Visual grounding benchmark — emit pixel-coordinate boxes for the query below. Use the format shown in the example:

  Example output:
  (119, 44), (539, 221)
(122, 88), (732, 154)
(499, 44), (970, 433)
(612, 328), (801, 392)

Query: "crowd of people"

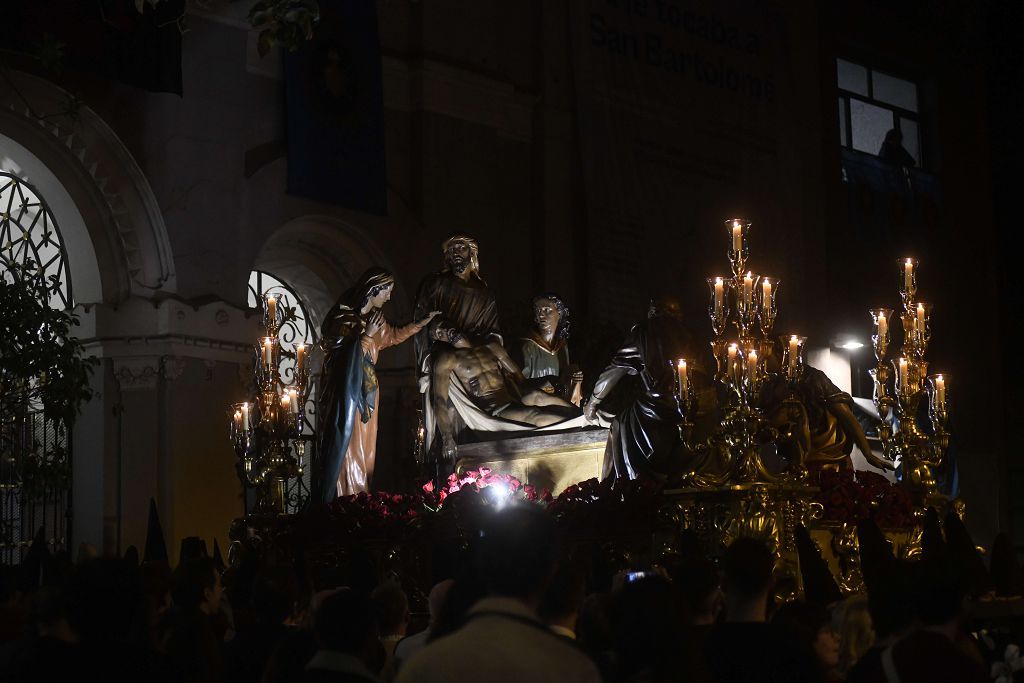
(0, 502), (1017, 682)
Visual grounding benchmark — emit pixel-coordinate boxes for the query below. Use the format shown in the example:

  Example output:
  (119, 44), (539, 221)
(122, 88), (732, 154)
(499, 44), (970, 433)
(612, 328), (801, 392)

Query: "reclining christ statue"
(431, 340), (580, 458)
(414, 234), (585, 460)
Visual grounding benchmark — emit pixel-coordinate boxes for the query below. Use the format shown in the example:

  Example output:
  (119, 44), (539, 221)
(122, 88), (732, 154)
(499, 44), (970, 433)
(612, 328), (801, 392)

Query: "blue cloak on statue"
(313, 316), (370, 505)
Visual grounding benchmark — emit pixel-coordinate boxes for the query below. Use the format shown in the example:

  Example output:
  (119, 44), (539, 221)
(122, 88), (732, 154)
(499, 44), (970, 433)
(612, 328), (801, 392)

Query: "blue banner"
(284, 0), (387, 214)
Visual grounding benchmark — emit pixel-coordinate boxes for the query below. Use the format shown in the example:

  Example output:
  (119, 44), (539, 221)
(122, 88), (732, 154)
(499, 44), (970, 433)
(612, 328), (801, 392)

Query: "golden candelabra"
(229, 292), (311, 514)
(869, 259), (950, 495)
(676, 218), (799, 485)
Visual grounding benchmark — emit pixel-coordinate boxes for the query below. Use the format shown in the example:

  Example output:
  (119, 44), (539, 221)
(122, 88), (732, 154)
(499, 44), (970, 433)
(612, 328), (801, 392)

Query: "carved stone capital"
(113, 358), (160, 391)
(161, 356), (187, 381)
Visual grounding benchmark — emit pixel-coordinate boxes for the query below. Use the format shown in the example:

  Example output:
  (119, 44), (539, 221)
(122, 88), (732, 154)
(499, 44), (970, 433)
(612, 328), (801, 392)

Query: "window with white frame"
(837, 58), (922, 167)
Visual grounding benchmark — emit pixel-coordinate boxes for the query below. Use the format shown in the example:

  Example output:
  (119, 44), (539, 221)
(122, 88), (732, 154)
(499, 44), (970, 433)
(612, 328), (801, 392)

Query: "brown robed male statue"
(413, 235), (503, 458)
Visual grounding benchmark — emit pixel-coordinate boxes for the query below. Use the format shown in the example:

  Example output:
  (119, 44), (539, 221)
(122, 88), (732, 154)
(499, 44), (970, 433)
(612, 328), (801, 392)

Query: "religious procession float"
(225, 219), (969, 606)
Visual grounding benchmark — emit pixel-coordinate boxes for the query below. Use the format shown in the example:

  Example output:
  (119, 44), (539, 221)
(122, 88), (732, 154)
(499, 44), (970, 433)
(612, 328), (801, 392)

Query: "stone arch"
(252, 215), (409, 336)
(0, 70), (175, 304)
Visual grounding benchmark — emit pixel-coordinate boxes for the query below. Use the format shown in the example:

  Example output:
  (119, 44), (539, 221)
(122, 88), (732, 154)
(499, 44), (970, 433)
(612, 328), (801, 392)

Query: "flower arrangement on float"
(421, 468), (553, 510)
(306, 467), (914, 547)
(815, 469), (914, 528)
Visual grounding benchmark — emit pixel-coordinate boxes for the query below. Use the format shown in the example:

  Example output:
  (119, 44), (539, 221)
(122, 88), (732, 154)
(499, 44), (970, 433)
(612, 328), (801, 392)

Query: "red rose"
(422, 480), (435, 494)
(480, 467), (492, 477)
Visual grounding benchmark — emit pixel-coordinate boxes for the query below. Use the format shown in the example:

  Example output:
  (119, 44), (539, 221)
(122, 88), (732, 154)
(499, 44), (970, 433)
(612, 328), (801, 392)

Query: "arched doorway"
(0, 70), (175, 303)
(1, 71), (177, 561)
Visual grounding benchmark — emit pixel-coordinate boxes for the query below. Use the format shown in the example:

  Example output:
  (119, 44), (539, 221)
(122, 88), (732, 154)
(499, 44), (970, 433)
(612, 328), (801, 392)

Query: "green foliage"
(1, 258), (96, 496)
(248, 0), (321, 57)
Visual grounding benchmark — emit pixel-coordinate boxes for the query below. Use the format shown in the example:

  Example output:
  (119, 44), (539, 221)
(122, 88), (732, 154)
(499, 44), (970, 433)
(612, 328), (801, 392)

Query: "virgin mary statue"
(313, 268), (438, 503)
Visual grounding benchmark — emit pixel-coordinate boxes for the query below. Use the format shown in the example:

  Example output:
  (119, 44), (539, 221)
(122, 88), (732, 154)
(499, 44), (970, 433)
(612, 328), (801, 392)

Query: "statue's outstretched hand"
(416, 310), (441, 328)
(863, 448), (896, 471)
(583, 398), (600, 423)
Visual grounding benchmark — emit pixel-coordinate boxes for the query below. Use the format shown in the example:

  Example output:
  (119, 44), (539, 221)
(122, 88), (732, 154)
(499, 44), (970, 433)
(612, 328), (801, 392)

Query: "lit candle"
(288, 388), (300, 414)
(727, 343), (738, 379)
(898, 358), (909, 394)
(233, 410), (242, 432)
(934, 374), (946, 406)
(714, 277), (724, 315)
(877, 311), (888, 341)
(296, 343), (306, 375)
(267, 294), (277, 324)
(241, 403), (250, 433)
(903, 259), (914, 291)
(761, 278), (772, 308)
(747, 349), (758, 382)
(916, 303), (926, 332)
(263, 337), (274, 369)
(788, 335), (799, 374)
(676, 359), (689, 397)
(280, 392), (291, 411)
(732, 221), (743, 252)
(743, 273), (754, 306)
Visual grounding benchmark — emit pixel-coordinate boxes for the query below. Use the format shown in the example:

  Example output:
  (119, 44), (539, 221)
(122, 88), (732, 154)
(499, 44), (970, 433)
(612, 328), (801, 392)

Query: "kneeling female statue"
(313, 269), (439, 503)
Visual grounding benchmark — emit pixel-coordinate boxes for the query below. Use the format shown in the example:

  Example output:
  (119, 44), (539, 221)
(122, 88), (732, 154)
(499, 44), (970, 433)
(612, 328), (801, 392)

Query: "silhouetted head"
(171, 557), (222, 615)
(539, 562), (586, 626)
(370, 580), (409, 638)
(476, 505), (558, 602)
(314, 589), (384, 671)
(648, 295), (683, 320)
(722, 537), (774, 602)
(773, 600), (840, 673)
(252, 565), (301, 625)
